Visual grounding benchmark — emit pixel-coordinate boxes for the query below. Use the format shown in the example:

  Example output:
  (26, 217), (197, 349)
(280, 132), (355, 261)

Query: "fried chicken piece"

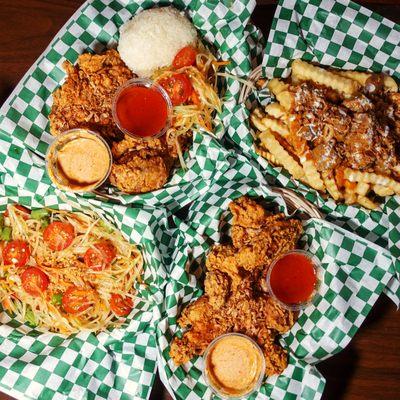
(109, 150), (169, 193)
(208, 206), (302, 276)
(206, 244), (241, 278)
(229, 196), (268, 228)
(111, 134), (167, 159)
(170, 297), (230, 364)
(204, 271), (230, 308)
(263, 340), (289, 375)
(170, 197), (300, 375)
(49, 50), (133, 140)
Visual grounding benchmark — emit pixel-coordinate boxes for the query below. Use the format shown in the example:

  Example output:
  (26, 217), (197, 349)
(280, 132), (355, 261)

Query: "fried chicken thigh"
(170, 196), (303, 376)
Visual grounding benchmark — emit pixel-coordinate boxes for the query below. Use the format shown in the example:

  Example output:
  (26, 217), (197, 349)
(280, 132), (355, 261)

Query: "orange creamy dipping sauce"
(46, 129), (112, 192)
(115, 85), (169, 138)
(205, 334), (264, 398)
(270, 252), (317, 305)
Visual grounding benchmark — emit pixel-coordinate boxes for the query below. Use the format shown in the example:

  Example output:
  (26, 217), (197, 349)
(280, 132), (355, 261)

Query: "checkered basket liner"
(224, 0), (400, 304)
(0, 172), (172, 400)
(155, 163), (396, 400)
(0, 0), (259, 211)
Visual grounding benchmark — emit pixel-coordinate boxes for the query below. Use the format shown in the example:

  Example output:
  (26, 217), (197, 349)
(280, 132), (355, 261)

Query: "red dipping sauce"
(113, 79), (171, 139)
(268, 250), (318, 310)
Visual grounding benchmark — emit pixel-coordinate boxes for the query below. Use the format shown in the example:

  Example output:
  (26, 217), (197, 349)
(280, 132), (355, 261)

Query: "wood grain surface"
(0, 1), (399, 400)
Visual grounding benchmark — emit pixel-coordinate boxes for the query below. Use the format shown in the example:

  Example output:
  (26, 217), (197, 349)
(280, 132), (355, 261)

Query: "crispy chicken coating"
(111, 134), (166, 159)
(49, 49), (133, 141)
(170, 196), (302, 376)
(109, 150), (169, 193)
(170, 296), (230, 365)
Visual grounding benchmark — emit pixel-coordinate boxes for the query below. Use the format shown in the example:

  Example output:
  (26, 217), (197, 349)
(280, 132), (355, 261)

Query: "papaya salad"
(0, 204), (143, 334)
(152, 42), (225, 144)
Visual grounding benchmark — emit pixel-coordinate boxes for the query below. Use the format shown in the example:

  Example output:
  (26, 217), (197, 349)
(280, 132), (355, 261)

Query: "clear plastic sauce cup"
(46, 128), (112, 193)
(266, 249), (321, 311)
(203, 333), (265, 399)
(112, 78), (172, 140)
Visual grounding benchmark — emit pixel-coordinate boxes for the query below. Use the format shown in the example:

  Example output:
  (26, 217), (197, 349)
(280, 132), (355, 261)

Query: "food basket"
(0, 0), (259, 211)
(0, 172), (171, 400)
(224, 0), (400, 304)
(156, 158), (397, 400)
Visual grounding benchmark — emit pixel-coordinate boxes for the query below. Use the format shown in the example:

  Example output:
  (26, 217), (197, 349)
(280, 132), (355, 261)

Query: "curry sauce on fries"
(251, 59), (400, 209)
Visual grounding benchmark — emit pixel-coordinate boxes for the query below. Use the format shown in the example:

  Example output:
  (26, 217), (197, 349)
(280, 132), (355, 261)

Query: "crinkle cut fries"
(251, 59), (400, 209)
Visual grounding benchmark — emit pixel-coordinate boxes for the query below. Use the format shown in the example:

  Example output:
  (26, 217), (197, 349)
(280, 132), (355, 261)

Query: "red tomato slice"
(158, 73), (193, 106)
(43, 222), (75, 251)
(21, 267), (50, 296)
(2, 240), (31, 267)
(62, 286), (97, 314)
(4, 205), (30, 220)
(84, 241), (117, 271)
(110, 294), (133, 317)
(172, 46), (198, 69)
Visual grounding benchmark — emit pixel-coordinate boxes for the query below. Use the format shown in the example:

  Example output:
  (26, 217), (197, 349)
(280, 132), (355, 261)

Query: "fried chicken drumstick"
(170, 196), (303, 375)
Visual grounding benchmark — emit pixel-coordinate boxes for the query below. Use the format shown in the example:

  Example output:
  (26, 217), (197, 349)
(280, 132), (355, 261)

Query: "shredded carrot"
(212, 60), (230, 67)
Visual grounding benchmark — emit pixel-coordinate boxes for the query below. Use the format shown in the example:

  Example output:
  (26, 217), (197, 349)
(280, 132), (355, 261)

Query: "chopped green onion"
(51, 293), (63, 306)
(0, 214), (4, 230)
(41, 217), (50, 229)
(98, 219), (114, 233)
(31, 209), (50, 220)
(25, 307), (37, 327)
(0, 227), (12, 241)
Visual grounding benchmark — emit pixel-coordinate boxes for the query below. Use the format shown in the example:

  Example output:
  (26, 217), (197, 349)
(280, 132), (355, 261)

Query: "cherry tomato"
(110, 294), (133, 317)
(4, 205), (30, 220)
(21, 267), (50, 296)
(158, 73), (193, 106)
(84, 241), (117, 271)
(172, 46), (198, 69)
(43, 222), (75, 251)
(2, 240), (31, 267)
(62, 286), (97, 314)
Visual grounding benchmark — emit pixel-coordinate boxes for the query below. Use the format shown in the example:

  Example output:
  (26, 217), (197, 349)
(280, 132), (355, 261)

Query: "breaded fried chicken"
(109, 149), (169, 193)
(49, 50), (133, 141)
(170, 196), (302, 376)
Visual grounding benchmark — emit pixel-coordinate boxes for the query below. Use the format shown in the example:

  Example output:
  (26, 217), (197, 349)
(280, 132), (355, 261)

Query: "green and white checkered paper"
(156, 162), (397, 400)
(225, 0), (400, 304)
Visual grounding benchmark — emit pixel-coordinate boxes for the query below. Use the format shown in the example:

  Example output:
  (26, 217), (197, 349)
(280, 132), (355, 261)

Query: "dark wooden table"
(0, 1), (399, 399)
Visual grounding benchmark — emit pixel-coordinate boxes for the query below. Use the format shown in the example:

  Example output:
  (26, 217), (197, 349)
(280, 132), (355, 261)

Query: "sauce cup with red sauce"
(267, 250), (321, 311)
(112, 78), (172, 140)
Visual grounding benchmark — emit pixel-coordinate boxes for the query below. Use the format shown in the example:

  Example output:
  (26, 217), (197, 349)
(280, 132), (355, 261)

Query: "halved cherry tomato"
(62, 286), (97, 314)
(173, 46), (198, 69)
(4, 205), (30, 220)
(158, 73), (193, 106)
(110, 294), (133, 317)
(43, 222), (75, 251)
(21, 267), (49, 296)
(84, 241), (117, 271)
(2, 240), (31, 267)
